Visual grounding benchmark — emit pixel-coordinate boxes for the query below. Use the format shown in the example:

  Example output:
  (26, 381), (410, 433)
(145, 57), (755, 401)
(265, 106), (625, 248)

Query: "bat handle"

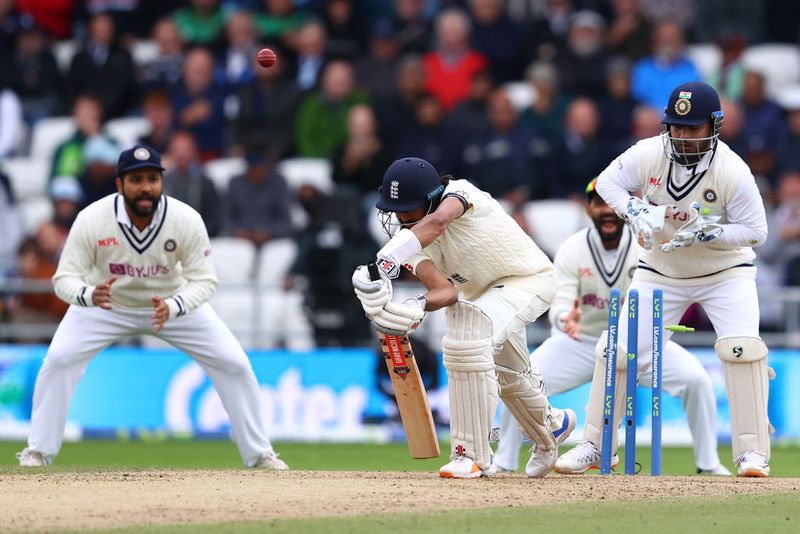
(367, 262), (380, 282)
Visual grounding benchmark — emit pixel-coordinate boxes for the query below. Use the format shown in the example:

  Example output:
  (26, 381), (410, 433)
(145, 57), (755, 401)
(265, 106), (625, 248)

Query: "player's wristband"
(377, 228), (422, 268)
(77, 285), (96, 307)
(165, 296), (188, 319)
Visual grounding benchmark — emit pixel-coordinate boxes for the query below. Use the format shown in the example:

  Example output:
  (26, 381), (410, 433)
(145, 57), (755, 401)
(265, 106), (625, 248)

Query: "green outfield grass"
(1, 440), (800, 475)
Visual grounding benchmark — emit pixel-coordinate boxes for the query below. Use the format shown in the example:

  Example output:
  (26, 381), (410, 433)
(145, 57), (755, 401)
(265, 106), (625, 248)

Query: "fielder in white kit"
(352, 157), (575, 478)
(494, 178), (729, 475)
(17, 144), (287, 469)
(556, 81), (772, 477)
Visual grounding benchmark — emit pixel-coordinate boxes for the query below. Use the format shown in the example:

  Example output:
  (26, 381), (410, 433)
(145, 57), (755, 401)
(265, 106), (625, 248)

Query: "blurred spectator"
(777, 94), (800, 176)
(394, 93), (458, 173)
(232, 46), (300, 158)
(605, 0), (652, 62)
(6, 17), (62, 124)
(171, 47), (227, 161)
(296, 60), (368, 158)
(740, 71), (784, 175)
(163, 131), (222, 236)
(469, 0), (524, 83)
(759, 172), (800, 285)
(522, 0), (574, 62)
(16, 0), (76, 40)
(138, 90), (175, 155)
(354, 22), (400, 101)
(461, 88), (543, 206)
(639, 0), (695, 28)
(332, 104), (393, 196)
(172, 0), (226, 49)
(48, 177), (82, 233)
(390, 0), (433, 56)
(596, 60), (638, 148)
(555, 10), (609, 98)
(0, 84), (22, 158)
(66, 12), (135, 119)
(222, 11), (259, 88)
(0, 0), (25, 54)
(550, 97), (613, 198)
(0, 171), (23, 275)
(631, 21), (700, 110)
(445, 69), (494, 143)
(693, 0), (763, 43)
(75, 0), (145, 44)
(138, 18), (185, 92)
(254, 0), (310, 43)
(294, 19), (328, 92)
(373, 55), (427, 149)
(623, 105), (663, 148)
(322, 0), (367, 60)
(519, 61), (570, 149)
(49, 94), (107, 179)
(77, 135), (119, 205)
(423, 8), (488, 113)
(719, 98), (748, 158)
(223, 151), (293, 247)
(707, 34), (747, 102)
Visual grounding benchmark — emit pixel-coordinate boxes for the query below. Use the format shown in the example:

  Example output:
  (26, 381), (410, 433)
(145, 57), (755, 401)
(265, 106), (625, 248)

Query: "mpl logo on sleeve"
(98, 237), (119, 247)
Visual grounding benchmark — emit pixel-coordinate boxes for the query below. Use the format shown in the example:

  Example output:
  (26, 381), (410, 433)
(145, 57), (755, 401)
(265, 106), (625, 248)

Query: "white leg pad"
(715, 337), (771, 461)
(442, 301), (498, 468)
(583, 333), (625, 451)
(497, 363), (557, 452)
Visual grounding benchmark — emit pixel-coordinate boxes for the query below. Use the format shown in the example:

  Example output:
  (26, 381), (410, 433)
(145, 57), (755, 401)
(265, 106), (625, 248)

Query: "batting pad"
(715, 336), (772, 460)
(583, 333), (625, 451)
(442, 302), (497, 468)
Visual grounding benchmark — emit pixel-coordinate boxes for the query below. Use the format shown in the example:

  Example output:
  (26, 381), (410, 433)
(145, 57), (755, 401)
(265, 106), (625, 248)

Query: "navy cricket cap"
(376, 157), (444, 212)
(117, 144), (165, 176)
(662, 81), (721, 127)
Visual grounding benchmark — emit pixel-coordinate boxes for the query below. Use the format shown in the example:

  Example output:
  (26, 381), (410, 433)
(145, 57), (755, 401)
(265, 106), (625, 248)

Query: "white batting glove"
(352, 265), (392, 317)
(372, 296), (427, 336)
(623, 197), (674, 251)
(660, 202), (723, 253)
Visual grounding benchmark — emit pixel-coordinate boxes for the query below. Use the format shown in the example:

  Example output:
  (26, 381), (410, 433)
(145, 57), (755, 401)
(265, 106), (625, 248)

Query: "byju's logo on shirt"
(109, 263), (171, 277)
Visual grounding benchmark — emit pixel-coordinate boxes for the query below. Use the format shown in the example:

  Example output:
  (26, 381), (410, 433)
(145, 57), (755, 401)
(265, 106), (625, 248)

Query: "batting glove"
(372, 296), (427, 336)
(352, 265), (392, 317)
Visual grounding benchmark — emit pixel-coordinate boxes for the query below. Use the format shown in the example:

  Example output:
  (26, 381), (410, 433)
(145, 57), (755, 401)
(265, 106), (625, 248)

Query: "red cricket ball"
(257, 48), (277, 68)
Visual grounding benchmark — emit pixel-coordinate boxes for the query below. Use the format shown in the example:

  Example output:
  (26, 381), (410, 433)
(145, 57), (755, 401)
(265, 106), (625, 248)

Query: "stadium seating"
(19, 196), (53, 235)
(105, 117), (152, 149)
(30, 117), (75, 161)
(522, 199), (590, 258)
(203, 157), (247, 194)
(277, 158), (333, 194)
(2, 157), (49, 200)
(686, 44), (722, 82)
(742, 44), (800, 99)
(208, 236), (258, 347)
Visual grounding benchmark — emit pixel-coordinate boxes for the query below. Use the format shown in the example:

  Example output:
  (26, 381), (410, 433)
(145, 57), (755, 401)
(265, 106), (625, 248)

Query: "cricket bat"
(368, 263), (440, 459)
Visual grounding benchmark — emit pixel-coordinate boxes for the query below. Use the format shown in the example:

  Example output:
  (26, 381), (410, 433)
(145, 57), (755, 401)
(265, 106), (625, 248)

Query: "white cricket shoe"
(554, 440), (619, 474)
(697, 464), (732, 476)
(735, 451), (769, 478)
(439, 454), (494, 479)
(254, 450), (289, 470)
(16, 448), (50, 467)
(525, 408), (577, 478)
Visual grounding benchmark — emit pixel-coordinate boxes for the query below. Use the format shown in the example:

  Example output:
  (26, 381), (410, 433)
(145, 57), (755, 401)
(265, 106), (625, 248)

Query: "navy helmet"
(117, 144), (165, 177)
(376, 157), (444, 213)
(660, 81), (723, 164)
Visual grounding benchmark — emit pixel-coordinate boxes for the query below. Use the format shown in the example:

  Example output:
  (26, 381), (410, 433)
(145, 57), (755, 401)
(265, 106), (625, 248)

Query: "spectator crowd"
(2, 0), (800, 344)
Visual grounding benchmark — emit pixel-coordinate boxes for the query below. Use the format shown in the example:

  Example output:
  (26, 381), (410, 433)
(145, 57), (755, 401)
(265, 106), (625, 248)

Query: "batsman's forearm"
(423, 284), (458, 311)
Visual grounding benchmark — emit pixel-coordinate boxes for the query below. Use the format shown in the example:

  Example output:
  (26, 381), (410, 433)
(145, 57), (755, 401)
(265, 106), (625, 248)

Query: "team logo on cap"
(133, 147), (151, 161)
(703, 189), (717, 203)
(164, 239), (177, 252)
(389, 180), (400, 200)
(675, 98), (692, 116)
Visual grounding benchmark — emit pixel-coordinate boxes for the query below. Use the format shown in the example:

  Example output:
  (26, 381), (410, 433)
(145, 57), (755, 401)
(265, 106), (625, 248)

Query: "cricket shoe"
(735, 451), (769, 478)
(525, 408), (577, 478)
(554, 440), (619, 474)
(16, 448), (50, 467)
(255, 450), (289, 470)
(439, 454), (495, 479)
(697, 464), (732, 476)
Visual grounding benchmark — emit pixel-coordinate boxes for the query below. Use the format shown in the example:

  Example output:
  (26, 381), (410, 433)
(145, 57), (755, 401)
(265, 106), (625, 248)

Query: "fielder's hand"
(372, 297), (427, 337)
(624, 197), (674, 251)
(352, 264), (392, 317)
(151, 296), (169, 333)
(660, 202), (723, 253)
(560, 298), (582, 340)
(92, 275), (118, 310)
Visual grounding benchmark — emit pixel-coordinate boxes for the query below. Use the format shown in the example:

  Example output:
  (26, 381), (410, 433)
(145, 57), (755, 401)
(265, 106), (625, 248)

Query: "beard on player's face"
(120, 174), (162, 218)
(589, 199), (624, 242)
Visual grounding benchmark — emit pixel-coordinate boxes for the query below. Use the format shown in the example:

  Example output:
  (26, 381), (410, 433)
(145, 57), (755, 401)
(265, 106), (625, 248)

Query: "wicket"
(601, 287), (680, 476)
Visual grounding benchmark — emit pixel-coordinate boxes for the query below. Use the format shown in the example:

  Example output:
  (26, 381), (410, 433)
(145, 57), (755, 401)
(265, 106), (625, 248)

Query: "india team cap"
(117, 144), (165, 176)
(662, 81), (722, 127)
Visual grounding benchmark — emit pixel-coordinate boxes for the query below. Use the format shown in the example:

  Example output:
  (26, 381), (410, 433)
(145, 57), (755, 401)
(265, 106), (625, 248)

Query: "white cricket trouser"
(27, 304), (274, 467)
(494, 330), (721, 471)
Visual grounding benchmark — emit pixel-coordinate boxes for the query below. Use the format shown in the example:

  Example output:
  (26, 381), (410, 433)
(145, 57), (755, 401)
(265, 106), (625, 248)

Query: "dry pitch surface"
(2, 470), (799, 532)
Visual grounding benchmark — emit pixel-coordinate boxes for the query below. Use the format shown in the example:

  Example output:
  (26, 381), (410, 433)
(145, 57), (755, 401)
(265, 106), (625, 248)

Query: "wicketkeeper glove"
(623, 197), (674, 251)
(660, 202), (723, 253)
